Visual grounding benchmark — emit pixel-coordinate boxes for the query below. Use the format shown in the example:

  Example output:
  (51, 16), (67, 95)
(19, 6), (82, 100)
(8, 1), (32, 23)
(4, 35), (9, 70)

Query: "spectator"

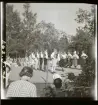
(5, 62), (11, 88)
(6, 66), (37, 97)
(52, 73), (65, 97)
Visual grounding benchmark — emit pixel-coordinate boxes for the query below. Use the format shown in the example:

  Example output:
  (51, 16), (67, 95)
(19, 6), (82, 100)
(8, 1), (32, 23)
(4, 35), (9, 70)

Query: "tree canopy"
(6, 3), (70, 57)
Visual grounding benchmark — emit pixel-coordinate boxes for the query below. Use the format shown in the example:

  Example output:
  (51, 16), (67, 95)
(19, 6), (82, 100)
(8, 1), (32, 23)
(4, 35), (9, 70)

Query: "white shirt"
(81, 53), (88, 58)
(39, 52), (43, 58)
(62, 54), (67, 59)
(44, 51), (48, 59)
(51, 52), (55, 59)
(73, 54), (79, 59)
(32, 53), (35, 59)
(81, 53), (88, 60)
(57, 54), (60, 61)
(37, 52), (40, 58)
(67, 54), (73, 59)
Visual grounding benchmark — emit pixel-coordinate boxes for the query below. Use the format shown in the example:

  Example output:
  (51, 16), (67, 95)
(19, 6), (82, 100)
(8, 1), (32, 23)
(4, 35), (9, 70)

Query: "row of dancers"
(6, 49), (88, 73)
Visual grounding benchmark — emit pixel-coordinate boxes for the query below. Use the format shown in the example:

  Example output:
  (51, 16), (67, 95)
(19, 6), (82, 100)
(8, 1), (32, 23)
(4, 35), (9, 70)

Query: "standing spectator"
(72, 51), (79, 68)
(5, 62), (11, 88)
(6, 66), (37, 97)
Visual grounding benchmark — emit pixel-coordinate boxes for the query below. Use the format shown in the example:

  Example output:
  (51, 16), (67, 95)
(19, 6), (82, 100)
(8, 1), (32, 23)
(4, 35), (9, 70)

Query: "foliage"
(6, 4), (69, 58)
(69, 5), (95, 89)
(58, 32), (69, 52)
(6, 4), (23, 57)
(20, 3), (37, 56)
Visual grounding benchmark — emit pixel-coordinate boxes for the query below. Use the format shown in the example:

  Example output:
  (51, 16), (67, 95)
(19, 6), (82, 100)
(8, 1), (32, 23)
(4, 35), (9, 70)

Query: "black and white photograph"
(1, 3), (97, 99)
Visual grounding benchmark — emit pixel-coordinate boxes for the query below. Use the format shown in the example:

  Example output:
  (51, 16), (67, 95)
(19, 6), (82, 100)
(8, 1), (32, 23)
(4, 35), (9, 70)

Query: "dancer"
(81, 51), (88, 68)
(37, 51), (40, 70)
(51, 49), (58, 73)
(39, 51), (44, 70)
(44, 50), (48, 71)
(59, 52), (65, 71)
(72, 51), (79, 68)
(64, 52), (68, 67)
(31, 52), (36, 70)
(67, 52), (73, 68)
(34, 52), (38, 70)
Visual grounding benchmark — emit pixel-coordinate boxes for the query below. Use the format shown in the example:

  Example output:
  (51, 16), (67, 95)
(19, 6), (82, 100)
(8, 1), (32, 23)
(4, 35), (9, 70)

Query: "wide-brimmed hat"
(53, 73), (62, 80)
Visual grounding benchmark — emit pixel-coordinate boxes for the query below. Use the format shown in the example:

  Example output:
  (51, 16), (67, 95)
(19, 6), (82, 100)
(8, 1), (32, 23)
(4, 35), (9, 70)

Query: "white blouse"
(73, 54), (79, 59)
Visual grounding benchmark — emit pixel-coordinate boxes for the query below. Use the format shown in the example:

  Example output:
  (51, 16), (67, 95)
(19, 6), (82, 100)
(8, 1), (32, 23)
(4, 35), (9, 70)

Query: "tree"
(58, 32), (69, 52)
(36, 21), (59, 53)
(6, 4), (22, 57)
(71, 5), (95, 89)
(69, 5), (95, 57)
(21, 3), (37, 56)
(75, 5), (95, 39)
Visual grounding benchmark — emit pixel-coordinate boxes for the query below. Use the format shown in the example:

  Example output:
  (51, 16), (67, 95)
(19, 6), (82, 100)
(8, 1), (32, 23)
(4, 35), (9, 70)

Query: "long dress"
(52, 57), (58, 72)
(73, 54), (79, 68)
(51, 52), (58, 72)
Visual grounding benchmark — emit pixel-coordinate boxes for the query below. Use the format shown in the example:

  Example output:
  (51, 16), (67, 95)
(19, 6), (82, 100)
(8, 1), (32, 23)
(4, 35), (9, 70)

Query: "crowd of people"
(5, 65), (75, 97)
(4, 49), (88, 98)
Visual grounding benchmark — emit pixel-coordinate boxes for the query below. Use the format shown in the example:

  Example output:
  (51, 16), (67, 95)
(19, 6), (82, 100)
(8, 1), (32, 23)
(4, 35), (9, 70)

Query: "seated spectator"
(42, 73), (65, 97)
(52, 73), (65, 97)
(6, 66), (37, 98)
